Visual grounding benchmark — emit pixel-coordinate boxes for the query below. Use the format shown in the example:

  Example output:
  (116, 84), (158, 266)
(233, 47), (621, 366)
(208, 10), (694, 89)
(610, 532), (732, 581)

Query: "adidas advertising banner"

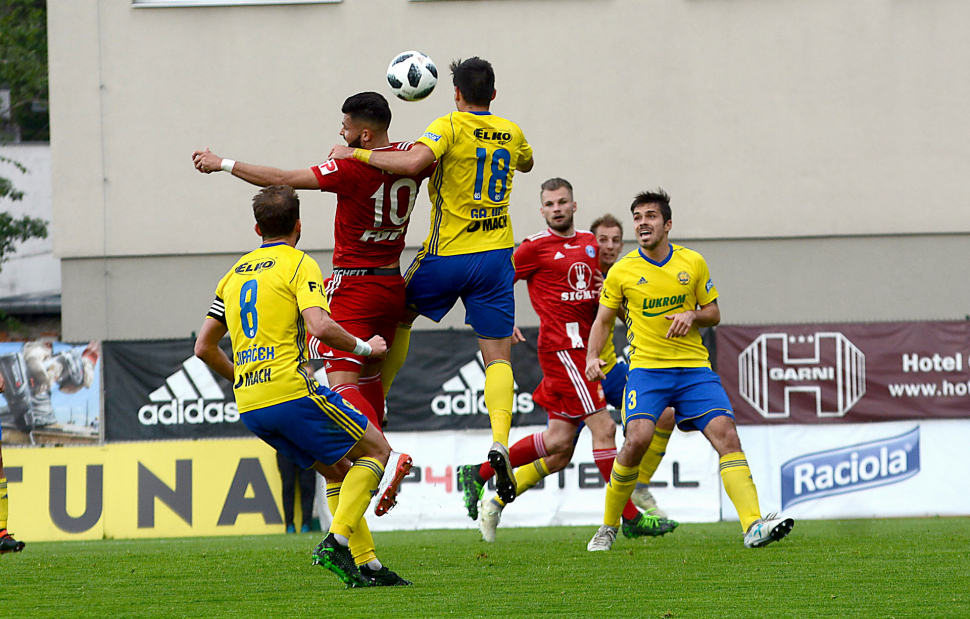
(367, 425), (722, 532)
(719, 420), (970, 521)
(1, 439), (293, 541)
(717, 321), (970, 425)
(385, 328), (549, 431)
(103, 340), (251, 441)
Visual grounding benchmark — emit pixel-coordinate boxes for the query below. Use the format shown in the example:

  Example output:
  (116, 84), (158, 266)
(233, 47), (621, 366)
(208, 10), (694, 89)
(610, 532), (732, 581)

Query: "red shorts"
(532, 348), (607, 424)
(307, 270), (406, 373)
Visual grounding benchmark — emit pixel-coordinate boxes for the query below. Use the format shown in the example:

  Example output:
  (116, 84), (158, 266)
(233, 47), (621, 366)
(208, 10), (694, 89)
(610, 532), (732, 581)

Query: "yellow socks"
(329, 457), (384, 540)
(604, 461), (639, 527)
(484, 360), (514, 447)
(493, 458), (551, 507)
(719, 452), (762, 532)
(326, 481), (377, 566)
(381, 323), (412, 397)
(0, 478), (7, 530)
(638, 428), (671, 484)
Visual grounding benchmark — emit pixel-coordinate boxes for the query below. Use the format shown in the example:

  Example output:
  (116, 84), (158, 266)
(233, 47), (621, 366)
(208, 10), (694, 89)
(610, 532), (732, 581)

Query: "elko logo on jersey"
(780, 427), (919, 509)
(234, 258), (276, 274)
(473, 128), (512, 145)
(738, 332), (866, 419)
(138, 356), (239, 426)
(431, 351), (533, 416)
(562, 263), (597, 301)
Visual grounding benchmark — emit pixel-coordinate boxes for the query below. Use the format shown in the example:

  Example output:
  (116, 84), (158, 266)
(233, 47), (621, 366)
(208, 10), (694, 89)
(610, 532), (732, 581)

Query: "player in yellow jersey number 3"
(584, 190), (794, 552)
(194, 186), (408, 588)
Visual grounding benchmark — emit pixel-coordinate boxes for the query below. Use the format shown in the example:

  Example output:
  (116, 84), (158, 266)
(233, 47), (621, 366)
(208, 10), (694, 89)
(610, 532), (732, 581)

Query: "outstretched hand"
(192, 147), (223, 174)
(329, 145), (356, 160)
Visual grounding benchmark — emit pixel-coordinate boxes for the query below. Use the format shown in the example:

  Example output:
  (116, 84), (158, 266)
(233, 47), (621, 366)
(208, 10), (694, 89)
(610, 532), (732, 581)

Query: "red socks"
(358, 374), (386, 428)
(478, 432), (548, 480)
(594, 448), (640, 520)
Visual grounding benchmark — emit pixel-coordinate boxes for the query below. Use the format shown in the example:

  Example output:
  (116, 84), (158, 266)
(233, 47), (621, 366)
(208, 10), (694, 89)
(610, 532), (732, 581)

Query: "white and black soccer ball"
(386, 51), (437, 101)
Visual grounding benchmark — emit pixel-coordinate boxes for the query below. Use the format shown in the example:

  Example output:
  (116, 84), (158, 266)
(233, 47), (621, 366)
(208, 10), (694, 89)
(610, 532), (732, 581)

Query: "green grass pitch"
(3, 519), (968, 618)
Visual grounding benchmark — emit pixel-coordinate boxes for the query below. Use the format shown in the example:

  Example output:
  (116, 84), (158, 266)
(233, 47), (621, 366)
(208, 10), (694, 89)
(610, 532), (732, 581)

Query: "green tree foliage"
(0, 0), (49, 142)
(0, 0), (50, 276)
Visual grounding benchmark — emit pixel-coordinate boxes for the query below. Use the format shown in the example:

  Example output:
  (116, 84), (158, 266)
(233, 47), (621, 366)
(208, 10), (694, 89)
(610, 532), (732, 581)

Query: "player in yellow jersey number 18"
(330, 57), (534, 506)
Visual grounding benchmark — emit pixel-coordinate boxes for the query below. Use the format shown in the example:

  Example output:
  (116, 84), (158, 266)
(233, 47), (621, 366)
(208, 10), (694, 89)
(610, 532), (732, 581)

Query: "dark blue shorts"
(403, 247), (515, 339)
(240, 386), (370, 468)
(601, 360), (630, 410)
(623, 367), (734, 433)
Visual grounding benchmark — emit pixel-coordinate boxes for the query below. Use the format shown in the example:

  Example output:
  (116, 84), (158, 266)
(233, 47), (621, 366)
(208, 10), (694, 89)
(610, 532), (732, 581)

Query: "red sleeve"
(513, 240), (539, 282)
(311, 159), (349, 193)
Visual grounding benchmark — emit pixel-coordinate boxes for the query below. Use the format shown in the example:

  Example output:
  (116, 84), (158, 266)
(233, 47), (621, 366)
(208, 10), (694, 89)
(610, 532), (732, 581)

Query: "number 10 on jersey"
(473, 147), (510, 202)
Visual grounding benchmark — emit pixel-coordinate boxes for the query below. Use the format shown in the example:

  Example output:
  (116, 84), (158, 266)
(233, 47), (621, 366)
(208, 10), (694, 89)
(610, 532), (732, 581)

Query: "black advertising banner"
(385, 327), (548, 432)
(103, 340), (252, 441)
(717, 321), (970, 425)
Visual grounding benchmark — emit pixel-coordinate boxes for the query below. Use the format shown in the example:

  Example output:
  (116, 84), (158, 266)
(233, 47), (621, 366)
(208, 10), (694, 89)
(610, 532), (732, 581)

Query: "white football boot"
(586, 525), (618, 552)
(479, 499), (503, 543)
(630, 486), (668, 518)
(743, 513), (794, 548)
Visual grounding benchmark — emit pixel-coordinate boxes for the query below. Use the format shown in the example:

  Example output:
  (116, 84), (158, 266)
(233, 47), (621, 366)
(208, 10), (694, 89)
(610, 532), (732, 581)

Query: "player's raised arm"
(328, 142), (436, 176)
(586, 303), (618, 381)
(191, 148), (320, 189)
(301, 306), (387, 359)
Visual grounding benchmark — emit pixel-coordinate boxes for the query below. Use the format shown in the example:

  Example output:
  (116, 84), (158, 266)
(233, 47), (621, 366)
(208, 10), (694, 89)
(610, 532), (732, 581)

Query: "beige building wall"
(48, 0), (970, 340)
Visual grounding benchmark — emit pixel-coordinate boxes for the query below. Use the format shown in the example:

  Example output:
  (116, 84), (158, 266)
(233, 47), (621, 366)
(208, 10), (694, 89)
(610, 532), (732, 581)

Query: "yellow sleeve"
(293, 254), (330, 313)
(415, 115), (454, 160)
(518, 134), (533, 162)
(694, 255), (719, 306)
(599, 266), (624, 310)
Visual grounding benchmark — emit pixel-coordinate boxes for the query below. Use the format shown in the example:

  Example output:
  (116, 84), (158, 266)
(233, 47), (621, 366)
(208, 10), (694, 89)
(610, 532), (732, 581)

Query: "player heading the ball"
(330, 57), (534, 505)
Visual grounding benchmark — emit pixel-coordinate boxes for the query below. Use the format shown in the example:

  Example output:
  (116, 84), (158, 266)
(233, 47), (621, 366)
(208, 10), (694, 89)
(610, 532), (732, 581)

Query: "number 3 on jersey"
(473, 147), (510, 202)
(240, 280), (258, 338)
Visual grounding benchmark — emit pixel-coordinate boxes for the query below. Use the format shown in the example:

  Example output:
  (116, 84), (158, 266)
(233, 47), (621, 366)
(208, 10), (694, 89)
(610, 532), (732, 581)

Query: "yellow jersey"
(416, 111), (533, 256)
(599, 244), (718, 370)
(206, 242), (329, 413)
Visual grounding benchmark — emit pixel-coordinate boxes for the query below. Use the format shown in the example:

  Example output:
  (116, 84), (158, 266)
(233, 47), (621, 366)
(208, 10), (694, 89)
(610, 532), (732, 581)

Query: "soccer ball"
(386, 51), (437, 101)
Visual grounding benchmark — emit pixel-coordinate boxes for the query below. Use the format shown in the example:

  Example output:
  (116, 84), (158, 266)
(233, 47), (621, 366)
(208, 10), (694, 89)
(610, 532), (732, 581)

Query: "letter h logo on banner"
(738, 332), (866, 419)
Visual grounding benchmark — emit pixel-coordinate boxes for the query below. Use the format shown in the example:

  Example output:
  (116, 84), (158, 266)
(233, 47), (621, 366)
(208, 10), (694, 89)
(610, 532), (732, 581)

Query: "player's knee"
(543, 451), (571, 473)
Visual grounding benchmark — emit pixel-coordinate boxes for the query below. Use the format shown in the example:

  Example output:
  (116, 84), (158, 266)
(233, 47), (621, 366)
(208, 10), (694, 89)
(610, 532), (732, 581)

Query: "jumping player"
(192, 92), (432, 513)
(585, 189), (794, 551)
(459, 179), (676, 542)
(330, 58), (534, 505)
(194, 186), (409, 587)
(590, 214), (676, 518)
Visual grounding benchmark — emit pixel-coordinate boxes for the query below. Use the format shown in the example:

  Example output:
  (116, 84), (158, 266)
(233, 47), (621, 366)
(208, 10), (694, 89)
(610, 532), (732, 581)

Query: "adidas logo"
(637, 277), (648, 285)
(138, 356), (240, 426)
(554, 252), (565, 260)
(430, 351), (535, 416)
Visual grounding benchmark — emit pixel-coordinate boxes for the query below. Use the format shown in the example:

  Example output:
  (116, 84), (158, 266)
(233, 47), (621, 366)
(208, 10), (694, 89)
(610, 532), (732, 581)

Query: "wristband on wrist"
(220, 159), (236, 173)
(352, 337), (372, 357)
(352, 149), (372, 165)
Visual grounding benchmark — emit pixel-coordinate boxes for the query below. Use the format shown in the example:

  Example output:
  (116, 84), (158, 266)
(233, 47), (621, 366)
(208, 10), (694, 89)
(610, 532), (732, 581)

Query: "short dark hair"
(341, 92), (392, 132)
(630, 189), (672, 223)
(253, 185), (300, 238)
(590, 213), (624, 238)
(450, 57), (495, 107)
(540, 177), (573, 200)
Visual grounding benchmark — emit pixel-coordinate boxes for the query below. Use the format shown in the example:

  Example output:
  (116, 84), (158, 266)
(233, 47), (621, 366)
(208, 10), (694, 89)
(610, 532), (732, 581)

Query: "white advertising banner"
(365, 425), (722, 532)
(721, 419), (970, 521)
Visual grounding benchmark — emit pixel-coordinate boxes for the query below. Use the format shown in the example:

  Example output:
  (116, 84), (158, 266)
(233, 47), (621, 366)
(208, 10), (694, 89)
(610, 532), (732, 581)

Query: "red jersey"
(514, 229), (601, 353)
(312, 142), (435, 269)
